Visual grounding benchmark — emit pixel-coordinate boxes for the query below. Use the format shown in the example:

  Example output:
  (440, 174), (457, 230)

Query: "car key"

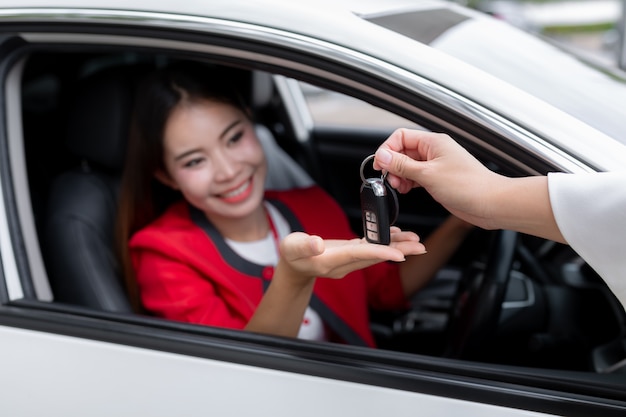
(360, 154), (399, 245)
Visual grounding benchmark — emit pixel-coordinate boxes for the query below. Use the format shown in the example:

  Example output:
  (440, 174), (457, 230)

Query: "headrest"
(65, 66), (146, 172)
(251, 70), (274, 109)
(64, 64), (272, 173)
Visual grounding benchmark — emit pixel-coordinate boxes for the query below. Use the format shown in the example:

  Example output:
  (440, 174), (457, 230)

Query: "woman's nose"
(212, 151), (238, 180)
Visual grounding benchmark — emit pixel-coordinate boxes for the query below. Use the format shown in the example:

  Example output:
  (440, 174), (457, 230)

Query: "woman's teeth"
(222, 180), (250, 198)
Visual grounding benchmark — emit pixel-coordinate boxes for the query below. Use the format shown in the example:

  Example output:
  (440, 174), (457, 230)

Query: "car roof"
(0, 0), (472, 48)
(0, 0), (440, 14)
(3, 0), (626, 170)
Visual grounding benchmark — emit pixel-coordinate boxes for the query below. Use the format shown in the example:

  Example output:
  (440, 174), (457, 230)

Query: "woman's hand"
(248, 228), (425, 337)
(278, 227), (426, 281)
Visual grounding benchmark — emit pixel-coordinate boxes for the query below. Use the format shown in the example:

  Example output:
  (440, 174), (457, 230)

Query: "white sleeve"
(548, 172), (626, 308)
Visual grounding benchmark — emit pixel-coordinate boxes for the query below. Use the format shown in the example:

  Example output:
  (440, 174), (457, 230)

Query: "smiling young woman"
(115, 61), (470, 346)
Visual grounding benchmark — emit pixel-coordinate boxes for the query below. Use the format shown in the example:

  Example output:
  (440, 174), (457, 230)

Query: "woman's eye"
(184, 158), (203, 168)
(228, 131), (244, 146)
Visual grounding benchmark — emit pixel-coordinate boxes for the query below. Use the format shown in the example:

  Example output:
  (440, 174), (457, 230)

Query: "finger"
(373, 128), (411, 162)
(382, 173), (413, 194)
(391, 240), (427, 256)
(373, 128), (410, 173)
(389, 227), (419, 240)
(391, 233), (422, 246)
(326, 241), (407, 264)
(387, 229), (427, 255)
(375, 148), (425, 185)
(318, 239), (428, 279)
(375, 149), (423, 194)
(280, 232), (324, 262)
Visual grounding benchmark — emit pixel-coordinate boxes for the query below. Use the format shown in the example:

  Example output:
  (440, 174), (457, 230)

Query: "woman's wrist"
(274, 258), (317, 292)
(245, 260), (316, 337)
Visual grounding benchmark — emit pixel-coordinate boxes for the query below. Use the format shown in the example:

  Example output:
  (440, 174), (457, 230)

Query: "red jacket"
(130, 186), (408, 347)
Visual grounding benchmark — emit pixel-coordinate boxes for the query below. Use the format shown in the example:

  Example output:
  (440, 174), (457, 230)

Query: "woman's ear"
(154, 169), (179, 190)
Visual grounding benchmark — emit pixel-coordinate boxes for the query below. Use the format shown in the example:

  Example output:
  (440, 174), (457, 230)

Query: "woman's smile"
(218, 178), (254, 204)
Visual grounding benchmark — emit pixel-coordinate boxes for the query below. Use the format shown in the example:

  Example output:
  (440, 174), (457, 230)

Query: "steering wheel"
(444, 229), (518, 359)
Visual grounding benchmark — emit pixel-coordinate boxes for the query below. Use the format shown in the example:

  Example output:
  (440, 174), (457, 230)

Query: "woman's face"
(158, 98), (267, 222)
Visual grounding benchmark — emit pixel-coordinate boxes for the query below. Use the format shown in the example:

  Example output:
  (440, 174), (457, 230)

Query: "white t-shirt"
(225, 202), (327, 341)
(548, 172), (626, 308)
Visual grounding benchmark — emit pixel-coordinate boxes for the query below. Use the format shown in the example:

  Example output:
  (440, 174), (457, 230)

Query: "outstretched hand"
(248, 227), (424, 337)
(278, 227), (426, 281)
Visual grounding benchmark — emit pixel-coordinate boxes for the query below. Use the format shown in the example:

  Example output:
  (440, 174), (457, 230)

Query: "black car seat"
(43, 64), (313, 313)
(43, 65), (144, 313)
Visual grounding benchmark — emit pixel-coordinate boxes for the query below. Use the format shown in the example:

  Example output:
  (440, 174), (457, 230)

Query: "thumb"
(375, 148), (423, 185)
(280, 232), (324, 262)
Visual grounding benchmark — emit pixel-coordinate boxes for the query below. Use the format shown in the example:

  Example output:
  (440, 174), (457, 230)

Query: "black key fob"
(360, 155), (399, 245)
(361, 178), (391, 244)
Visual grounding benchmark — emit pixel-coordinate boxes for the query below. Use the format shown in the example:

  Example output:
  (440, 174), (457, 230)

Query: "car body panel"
(0, 324), (559, 417)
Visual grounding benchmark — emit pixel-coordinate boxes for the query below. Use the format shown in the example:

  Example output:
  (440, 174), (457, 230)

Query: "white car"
(1, 1), (626, 416)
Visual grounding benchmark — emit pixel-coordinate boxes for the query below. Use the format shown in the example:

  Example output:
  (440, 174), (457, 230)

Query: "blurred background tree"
(449, 0), (625, 69)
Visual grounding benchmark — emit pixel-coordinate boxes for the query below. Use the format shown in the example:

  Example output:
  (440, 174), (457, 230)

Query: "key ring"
(360, 154), (388, 183)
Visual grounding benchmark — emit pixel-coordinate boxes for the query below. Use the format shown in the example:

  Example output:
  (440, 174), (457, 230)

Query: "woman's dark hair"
(115, 61), (250, 311)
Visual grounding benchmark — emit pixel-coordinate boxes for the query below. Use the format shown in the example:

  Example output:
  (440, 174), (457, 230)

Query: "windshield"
(366, 7), (626, 145)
